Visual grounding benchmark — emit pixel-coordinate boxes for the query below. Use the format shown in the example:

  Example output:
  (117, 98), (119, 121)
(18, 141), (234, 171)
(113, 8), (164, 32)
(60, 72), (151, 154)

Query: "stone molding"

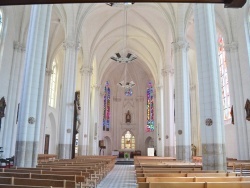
(14, 41), (26, 52)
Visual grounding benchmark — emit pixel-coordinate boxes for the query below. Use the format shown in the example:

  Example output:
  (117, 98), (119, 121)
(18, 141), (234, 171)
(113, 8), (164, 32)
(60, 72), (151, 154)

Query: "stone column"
(136, 96), (144, 151)
(15, 5), (52, 167)
(58, 40), (80, 159)
(224, 42), (249, 159)
(2, 41), (25, 158)
(190, 84), (201, 156)
(89, 84), (100, 155)
(194, 4), (226, 170)
(172, 40), (191, 161)
(113, 96), (121, 150)
(39, 68), (53, 154)
(78, 66), (92, 155)
(162, 66), (175, 157)
(155, 85), (164, 156)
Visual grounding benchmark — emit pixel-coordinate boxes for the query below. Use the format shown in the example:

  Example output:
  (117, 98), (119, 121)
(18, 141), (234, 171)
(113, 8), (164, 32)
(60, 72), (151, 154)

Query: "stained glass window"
(48, 59), (58, 108)
(146, 81), (154, 132)
(121, 131), (135, 149)
(103, 81), (111, 131)
(218, 35), (231, 120)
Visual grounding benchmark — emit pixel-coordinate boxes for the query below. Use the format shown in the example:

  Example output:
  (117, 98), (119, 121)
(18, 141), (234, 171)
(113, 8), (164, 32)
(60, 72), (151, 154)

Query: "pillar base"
(202, 143), (226, 170)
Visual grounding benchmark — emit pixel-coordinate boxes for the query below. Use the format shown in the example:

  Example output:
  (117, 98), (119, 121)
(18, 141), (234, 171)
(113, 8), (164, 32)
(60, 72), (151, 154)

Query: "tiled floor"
(97, 165), (137, 188)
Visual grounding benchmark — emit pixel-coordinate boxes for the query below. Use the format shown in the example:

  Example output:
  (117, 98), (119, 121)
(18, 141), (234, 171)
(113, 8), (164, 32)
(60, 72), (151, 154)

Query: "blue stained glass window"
(103, 81), (111, 131)
(146, 82), (154, 132)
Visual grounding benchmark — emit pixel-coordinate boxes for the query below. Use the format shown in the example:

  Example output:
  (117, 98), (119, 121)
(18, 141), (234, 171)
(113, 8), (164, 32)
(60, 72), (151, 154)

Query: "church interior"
(0, 0), (250, 187)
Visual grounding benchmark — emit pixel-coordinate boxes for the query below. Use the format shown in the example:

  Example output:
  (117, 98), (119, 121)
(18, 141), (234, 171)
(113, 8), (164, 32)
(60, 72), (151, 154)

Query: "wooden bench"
(146, 176), (250, 182)
(37, 154), (57, 163)
(0, 177), (76, 188)
(137, 172), (237, 183)
(0, 185), (52, 188)
(139, 182), (250, 188)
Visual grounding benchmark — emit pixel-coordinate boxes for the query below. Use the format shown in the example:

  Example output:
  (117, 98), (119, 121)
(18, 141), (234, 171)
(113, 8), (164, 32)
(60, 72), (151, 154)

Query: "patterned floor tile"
(97, 165), (137, 188)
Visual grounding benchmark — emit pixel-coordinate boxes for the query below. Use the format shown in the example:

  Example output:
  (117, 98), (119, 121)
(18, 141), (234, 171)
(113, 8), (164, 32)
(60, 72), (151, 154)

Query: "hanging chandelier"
(110, 2), (137, 64)
(110, 3), (136, 96)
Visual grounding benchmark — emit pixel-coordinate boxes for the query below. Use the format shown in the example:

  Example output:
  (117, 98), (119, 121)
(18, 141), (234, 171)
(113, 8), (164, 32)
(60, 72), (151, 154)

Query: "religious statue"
(245, 99), (250, 121)
(0, 97), (6, 130)
(230, 105), (234, 124)
(75, 93), (81, 133)
(191, 144), (197, 157)
(125, 110), (131, 123)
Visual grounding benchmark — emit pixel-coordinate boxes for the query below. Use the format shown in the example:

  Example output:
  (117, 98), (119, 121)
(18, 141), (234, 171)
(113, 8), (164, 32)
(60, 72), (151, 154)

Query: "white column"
(136, 96), (144, 151)
(58, 40), (79, 159)
(190, 84), (201, 156)
(2, 41), (25, 158)
(224, 42), (249, 159)
(162, 66), (175, 157)
(15, 5), (52, 167)
(89, 84), (100, 155)
(172, 40), (191, 161)
(78, 66), (92, 155)
(156, 85), (164, 157)
(38, 68), (53, 154)
(194, 4), (226, 170)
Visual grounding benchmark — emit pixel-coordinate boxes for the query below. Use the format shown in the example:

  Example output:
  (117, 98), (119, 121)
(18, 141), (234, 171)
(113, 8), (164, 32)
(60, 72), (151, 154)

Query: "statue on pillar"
(191, 144), (197, 157)
(0, 97), (6, 131)
(75, 93), (81, 133)
(245, 99), (250, 121)
(125, 110), (131, 123)
(230, 105), (234, 124)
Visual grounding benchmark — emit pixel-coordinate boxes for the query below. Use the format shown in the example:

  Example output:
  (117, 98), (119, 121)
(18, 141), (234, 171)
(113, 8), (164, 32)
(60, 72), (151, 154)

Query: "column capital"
(46, 68), (53, 76)
(162, 66), (174, 77)
(80, 66), (93, 75)
(171, 40), (189, 52)
(224, 42), (238, 52)
(190, 84), (196, 90)
(91, 84), (100, 90)
(63, 40), (80, 50)
(14, 41), (26, 52)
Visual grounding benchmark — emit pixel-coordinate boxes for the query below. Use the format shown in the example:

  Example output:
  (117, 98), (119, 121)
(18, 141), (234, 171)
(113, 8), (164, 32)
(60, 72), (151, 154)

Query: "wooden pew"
(137, 172), (237, 183)
(148, 182), (250, 188)
(145, 176), (250, 182)
(37, 154), (57, 163)
(0, 177), (76, 188)
(0, 185), (52, 188)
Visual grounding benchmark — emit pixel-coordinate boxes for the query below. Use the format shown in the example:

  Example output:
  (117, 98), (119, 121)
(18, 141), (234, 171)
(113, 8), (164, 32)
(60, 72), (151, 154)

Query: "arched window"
(218, 35), (231, 120)
(146, 81), (154, 132)
(121, 130), (135, 149)
(103, 81), (111, 131)
(48, 59), (58, 108)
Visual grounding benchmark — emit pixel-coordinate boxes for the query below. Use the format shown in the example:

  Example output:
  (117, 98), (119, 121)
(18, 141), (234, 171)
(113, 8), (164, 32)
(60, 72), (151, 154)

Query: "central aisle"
(97, 165), (137, 188)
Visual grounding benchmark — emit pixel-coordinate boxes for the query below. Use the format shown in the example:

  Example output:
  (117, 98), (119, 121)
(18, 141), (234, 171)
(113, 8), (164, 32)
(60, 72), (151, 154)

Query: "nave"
(97, 164), (137, 188)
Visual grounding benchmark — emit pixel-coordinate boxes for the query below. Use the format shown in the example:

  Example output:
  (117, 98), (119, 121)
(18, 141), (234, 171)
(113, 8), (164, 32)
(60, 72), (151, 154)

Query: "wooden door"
(44, 134), (50, 154)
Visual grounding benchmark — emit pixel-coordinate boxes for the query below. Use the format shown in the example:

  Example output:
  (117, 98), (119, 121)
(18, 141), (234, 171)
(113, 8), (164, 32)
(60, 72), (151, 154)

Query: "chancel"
(0, 1), (250, 187)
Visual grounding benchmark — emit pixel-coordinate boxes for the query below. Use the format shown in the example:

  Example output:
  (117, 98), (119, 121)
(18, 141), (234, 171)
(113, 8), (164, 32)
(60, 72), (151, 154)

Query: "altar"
(119, 149), (135, 158)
